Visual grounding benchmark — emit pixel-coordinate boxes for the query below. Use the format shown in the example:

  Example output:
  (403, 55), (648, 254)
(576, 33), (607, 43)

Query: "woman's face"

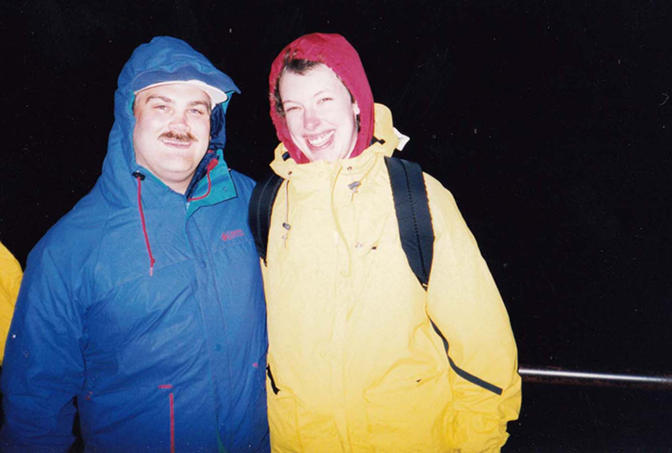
(279, 64), (360, 163)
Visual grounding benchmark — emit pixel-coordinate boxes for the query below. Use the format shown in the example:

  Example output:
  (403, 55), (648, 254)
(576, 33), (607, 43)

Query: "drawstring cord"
(282, 177), (291, 247)
(330, 165), (353, 276)
(330, 161), (374, 277)
(188, 158), (218, 202)
(132, 171), (156, 276)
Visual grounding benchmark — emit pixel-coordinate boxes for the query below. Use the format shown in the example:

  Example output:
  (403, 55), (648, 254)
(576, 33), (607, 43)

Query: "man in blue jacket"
(1, 37), (270, 452)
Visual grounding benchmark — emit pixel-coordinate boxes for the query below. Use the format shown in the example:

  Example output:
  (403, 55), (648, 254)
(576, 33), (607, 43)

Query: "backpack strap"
(384, 156), (435, 290)
(248, 170), (285, 265)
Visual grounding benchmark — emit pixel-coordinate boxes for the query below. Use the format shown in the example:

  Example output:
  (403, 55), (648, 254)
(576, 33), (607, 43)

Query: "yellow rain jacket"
(262, 104), (521, 452)
(0, 242), (22, 364)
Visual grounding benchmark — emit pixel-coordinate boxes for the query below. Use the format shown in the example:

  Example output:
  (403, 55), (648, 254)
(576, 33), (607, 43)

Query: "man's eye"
(319, 97), (333, 103)
(189, 109), (206, 115)
(154, 104), (169, 111)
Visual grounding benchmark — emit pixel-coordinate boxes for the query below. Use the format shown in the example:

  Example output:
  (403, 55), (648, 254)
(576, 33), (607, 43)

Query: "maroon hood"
(269, 33), (375, 164)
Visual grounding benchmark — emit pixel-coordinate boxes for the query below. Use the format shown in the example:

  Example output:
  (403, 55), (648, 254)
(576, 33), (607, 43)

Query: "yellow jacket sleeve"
(0, 241), (22, 365)
(425, 176), (522, 452)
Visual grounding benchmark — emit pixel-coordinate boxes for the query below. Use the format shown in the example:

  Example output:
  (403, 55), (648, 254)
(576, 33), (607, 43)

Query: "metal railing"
(519, 366), (672, 390)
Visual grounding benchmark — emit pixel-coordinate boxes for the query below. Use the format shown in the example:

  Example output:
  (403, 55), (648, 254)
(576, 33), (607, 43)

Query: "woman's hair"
(273, 57), (321, 117)
(273, 54), (355, 117)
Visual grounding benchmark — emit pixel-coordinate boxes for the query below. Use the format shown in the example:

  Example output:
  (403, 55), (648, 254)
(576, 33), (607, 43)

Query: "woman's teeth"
(307, 130), (334, 148)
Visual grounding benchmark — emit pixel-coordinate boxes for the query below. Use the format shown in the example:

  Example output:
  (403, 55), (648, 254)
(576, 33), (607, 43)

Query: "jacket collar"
(270, 104), (401, 186)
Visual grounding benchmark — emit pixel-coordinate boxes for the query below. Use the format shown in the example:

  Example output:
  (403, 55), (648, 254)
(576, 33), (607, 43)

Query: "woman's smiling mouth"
(306, 130), (335, 149)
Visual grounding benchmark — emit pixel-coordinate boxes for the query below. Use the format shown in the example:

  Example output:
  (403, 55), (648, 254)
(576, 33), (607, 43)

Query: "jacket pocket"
(364, 369), (453, 451)
(266, 366), (302, 452)
(78, 384), (192, 450)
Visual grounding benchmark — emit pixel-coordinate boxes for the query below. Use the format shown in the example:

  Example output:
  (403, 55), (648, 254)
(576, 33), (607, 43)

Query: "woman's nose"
(303, 109), (320, 131)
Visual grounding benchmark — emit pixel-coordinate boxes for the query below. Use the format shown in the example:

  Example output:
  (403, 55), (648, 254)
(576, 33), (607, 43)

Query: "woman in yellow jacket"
(0, 242), (21, 365)
(262, 33), (521, 452)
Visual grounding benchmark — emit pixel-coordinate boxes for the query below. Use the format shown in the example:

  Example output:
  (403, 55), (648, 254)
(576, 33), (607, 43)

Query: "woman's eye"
(285, 106), (300, 113)
(319, 97), (333, 103)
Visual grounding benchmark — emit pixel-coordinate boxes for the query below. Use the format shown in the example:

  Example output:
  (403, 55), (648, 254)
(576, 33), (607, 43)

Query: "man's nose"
(169, 111), (190, 131)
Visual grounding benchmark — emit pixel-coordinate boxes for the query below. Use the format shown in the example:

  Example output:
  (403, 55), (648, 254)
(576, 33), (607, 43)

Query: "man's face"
(279, 64), (360, 163)
(133, 83), (212, 194)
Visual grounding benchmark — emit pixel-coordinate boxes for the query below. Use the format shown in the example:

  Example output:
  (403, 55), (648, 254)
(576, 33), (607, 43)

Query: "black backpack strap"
(386, 157), (501, 394)
(248, 170), (285, 265)
(384, 156), (435, 290)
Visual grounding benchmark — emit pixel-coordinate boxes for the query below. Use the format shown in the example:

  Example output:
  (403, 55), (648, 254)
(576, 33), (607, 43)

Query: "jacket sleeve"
(0, 242), (23, 365)
(0, 244), (86, 452)
(424, 176), (521, 453)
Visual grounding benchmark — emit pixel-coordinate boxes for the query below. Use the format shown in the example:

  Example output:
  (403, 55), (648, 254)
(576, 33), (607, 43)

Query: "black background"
(2, 1), (671, 450)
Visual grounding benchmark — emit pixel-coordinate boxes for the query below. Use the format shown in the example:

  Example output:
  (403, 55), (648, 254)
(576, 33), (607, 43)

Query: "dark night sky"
(2, 1), (671, 377)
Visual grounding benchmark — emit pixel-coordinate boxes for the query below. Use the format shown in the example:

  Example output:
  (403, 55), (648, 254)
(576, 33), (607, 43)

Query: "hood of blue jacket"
(100, 36), (240, 206)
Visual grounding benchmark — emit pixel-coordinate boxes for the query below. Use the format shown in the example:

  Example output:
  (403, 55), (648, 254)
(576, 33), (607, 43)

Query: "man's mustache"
(159, 131), (198, 142)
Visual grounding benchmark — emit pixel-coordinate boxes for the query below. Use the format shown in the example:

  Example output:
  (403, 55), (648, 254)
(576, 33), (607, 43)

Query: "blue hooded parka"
(1, 37), (269, 452)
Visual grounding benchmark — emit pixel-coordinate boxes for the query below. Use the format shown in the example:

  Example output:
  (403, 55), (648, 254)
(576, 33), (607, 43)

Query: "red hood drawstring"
(132, 158), (218, 276)
(187, 158), (218, 202)
(132, 171), (156, 276)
